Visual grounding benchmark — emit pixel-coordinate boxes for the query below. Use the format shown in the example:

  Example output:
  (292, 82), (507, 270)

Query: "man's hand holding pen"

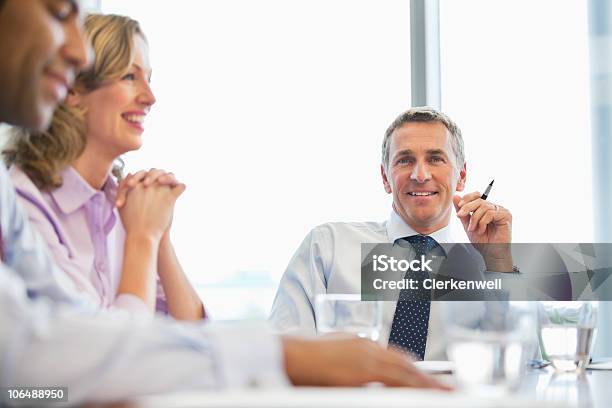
(452, 182), (513, 272)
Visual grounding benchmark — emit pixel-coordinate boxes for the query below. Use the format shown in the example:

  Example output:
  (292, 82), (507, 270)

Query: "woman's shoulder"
(8, 165), (48, 202)
(8, 165), (79, 257)
(8, 165), (59, 223)
(8, 164), (33, 185)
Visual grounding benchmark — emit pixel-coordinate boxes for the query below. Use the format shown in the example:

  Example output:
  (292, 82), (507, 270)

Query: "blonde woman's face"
(80, 34), (155, 159)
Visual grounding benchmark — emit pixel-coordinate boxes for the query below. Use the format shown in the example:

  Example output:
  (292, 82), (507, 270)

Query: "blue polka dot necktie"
(388, 235), (439, 360)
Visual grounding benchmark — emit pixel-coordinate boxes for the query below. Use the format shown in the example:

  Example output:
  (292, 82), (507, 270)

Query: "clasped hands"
(453, 191), (513, 272)
(114, 168), (186, 242)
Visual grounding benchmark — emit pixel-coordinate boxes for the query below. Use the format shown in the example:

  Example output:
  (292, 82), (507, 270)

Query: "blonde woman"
(4, 14), (205, 320)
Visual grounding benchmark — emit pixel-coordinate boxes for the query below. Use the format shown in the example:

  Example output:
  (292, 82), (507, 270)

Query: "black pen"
(481, 179), (494, 200)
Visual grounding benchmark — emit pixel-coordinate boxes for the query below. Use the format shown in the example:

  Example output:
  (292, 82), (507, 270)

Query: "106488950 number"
(3, 387), (67, 403)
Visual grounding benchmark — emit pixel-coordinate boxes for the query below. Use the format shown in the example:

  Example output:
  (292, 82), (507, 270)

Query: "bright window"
(100, 0), (412, 319)
(439, 0), (592, 243)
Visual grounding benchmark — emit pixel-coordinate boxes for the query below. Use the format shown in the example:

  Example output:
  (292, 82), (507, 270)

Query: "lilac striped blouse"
(9, 165), (168, 315)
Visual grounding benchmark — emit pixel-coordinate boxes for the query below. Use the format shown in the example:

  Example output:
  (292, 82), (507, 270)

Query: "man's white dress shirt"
(269, 210), (471, 360)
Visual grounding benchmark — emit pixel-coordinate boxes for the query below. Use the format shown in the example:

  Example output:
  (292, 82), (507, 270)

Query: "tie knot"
(404, 235), (439, 255)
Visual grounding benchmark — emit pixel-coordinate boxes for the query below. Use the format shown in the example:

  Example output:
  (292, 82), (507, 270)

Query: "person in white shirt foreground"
(270, 106), (515, 360)
(0, 0), (450, 404)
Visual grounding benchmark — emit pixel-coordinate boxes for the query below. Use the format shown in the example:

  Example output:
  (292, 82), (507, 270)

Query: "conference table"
(518, 368), (611, 408)
(86, 368), (612, 408)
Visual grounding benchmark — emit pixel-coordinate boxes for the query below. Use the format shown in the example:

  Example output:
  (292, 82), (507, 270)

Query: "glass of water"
(440, 301), (537, 396)
(538, 301), (598, 373)
(314, 294), (383, 341)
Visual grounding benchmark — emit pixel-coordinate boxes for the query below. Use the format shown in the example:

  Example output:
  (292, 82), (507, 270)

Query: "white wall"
(439, 0), (593, 243)
(100, 0), (413, 318)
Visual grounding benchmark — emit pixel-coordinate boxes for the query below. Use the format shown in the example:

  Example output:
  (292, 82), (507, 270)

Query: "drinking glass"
(440, 301), (536, 396)
(538, 301), (598, 373)
(314, 294), (383, 341)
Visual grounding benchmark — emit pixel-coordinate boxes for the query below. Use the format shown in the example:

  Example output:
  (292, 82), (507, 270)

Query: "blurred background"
(3, 0), (608, 356)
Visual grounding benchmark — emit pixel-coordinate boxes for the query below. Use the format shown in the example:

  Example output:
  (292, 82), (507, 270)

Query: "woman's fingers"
(157, 172), (179, 187)
(115, 169), (182, 208)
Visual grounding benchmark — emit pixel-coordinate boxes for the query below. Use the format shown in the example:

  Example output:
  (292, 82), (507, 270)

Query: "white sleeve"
(0, 264), (288, 405)
(269, 227), (330, 336)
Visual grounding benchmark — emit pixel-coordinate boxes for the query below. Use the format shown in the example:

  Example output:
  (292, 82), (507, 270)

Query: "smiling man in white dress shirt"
(270, 107), (515, 360)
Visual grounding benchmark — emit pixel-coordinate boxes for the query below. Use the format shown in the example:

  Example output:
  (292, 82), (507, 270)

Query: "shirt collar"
(51, 166), (118, 215)
(386, 208), (455, 245)
(387, 210), (469, 254)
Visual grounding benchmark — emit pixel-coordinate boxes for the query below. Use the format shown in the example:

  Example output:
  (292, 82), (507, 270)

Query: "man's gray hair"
(381, 107), (465, 170)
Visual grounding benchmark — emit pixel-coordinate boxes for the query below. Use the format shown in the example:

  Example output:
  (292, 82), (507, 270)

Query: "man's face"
(0, 0), (91, 131)
(381, 121), (466, 235)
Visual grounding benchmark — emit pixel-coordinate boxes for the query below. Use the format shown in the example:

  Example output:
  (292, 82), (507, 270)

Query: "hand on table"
(282, 336), (453, 390)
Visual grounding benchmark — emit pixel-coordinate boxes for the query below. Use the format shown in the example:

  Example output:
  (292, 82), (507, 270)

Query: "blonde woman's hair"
(3, 14), (146, 190)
